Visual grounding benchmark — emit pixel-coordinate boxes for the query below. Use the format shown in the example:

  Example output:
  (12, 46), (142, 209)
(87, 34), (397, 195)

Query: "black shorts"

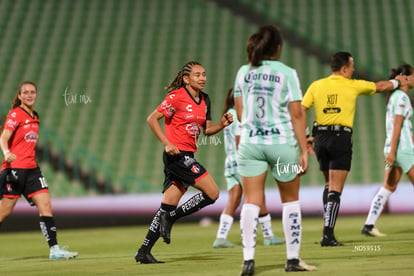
(162, 151), (208, 193)
(313, 128), (353, 171)
(0, 167), (49, 206)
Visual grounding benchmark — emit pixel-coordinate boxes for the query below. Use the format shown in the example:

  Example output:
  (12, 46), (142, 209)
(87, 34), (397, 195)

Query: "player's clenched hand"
(4, 152), (17, 163)
(165, 143), (180, 155)
(222, 113), (234, 126)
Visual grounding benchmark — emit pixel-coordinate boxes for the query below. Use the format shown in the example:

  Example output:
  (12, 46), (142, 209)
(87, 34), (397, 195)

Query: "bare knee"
(383, 183), (397, 193)
(206, 189), (219, 201)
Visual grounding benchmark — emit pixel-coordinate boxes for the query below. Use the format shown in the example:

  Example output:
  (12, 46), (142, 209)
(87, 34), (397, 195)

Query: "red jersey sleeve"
(157, 92), (177, 118)
(4, 111), (20, 131)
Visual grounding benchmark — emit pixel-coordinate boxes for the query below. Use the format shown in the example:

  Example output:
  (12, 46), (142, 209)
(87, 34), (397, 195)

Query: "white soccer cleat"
(367, 227), (387, 237)
(285, 258), (317, 272)
(49, 245), (78, 260)
(361, 225), (387, 237)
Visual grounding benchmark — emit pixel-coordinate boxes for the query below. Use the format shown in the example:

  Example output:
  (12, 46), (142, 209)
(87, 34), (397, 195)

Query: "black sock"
(160, 203), (176, 213)
(322, 185), (329, 213)
(140, 208), (162, 253)
(323, 191), (341, 238)
(140, 204), (176, 252)
(39, 216), (58, 247)
(170, 193), (215, 222)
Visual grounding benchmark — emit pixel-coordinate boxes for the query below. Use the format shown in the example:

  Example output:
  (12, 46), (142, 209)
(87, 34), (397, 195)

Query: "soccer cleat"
(159, 210), (173, 244)
(49, 245), (78, 260)
(361, 225), (387, 237)
(240, 259), (254, 276)
(135, 249), (164, 264)
(285, 258), (317, 272)
(263, 235), (285, 246)
(320, 235), (344, 247)
(213, 238), (234, 248)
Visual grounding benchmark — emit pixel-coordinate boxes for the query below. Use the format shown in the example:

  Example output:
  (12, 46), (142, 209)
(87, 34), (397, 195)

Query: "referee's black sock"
(39, 216), (58, 248)
(169, 193), (215, 222)
(323, 191), (341, 239)
(322, 185), (329, 214)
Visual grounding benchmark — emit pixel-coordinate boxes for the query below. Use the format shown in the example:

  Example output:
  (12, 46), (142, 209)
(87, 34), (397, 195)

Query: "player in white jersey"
(234, 25), (315, 275)
(362, 63), (414, 237)
(235, 66), (302, 147)
(213, 88), (284, 249)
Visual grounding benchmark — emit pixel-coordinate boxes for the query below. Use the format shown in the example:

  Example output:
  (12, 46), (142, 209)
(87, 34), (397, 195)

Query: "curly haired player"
(135, 61), (233, 264)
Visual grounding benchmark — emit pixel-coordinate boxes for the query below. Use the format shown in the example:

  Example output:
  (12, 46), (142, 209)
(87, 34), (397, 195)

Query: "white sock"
(216, 214), (234, 239)
(258, 213), (274, 239)
(240, 203), (260, 261)
(282, 201), (301, 260)
(365, 187), (392, 225)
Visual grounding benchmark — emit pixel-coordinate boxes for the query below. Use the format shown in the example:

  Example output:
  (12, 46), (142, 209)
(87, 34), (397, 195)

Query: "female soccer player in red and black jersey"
(135, 61), (233, 264)
(0, 81), (78, 260)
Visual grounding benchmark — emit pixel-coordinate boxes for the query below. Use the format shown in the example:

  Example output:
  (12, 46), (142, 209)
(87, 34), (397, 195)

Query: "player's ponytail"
(247, 25), (283, 67)
(222, 88), (235, 115)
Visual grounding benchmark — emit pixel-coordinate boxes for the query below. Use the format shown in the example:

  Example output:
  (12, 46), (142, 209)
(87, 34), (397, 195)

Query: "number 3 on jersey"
(255, 96), (266, 119)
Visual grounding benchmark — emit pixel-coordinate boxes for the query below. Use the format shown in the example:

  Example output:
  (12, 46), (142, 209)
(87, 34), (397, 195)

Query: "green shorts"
(225, 174), (242, 191)
(238, 143), (300, 182)
(385, 149), (414, 173)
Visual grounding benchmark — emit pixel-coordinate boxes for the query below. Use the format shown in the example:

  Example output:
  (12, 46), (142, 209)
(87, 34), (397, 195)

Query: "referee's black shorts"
(162, 151), (208, 193)
(313, 126), (353, 171)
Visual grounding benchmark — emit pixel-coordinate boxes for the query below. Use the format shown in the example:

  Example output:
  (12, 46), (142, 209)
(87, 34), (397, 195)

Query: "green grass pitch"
(0, 214), (413, 275)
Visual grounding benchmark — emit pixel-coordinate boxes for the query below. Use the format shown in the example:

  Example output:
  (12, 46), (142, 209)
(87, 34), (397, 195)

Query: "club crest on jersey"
(191, 164), (200, 174)
(167, 107), (176, 116)
(186, 104), (193, 112)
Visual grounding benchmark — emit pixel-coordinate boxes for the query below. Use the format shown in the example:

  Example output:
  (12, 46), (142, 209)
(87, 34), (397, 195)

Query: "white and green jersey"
(384, 89), (414, 153)
(224, 108), (240, 176)
(233, 60), (302, 145)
